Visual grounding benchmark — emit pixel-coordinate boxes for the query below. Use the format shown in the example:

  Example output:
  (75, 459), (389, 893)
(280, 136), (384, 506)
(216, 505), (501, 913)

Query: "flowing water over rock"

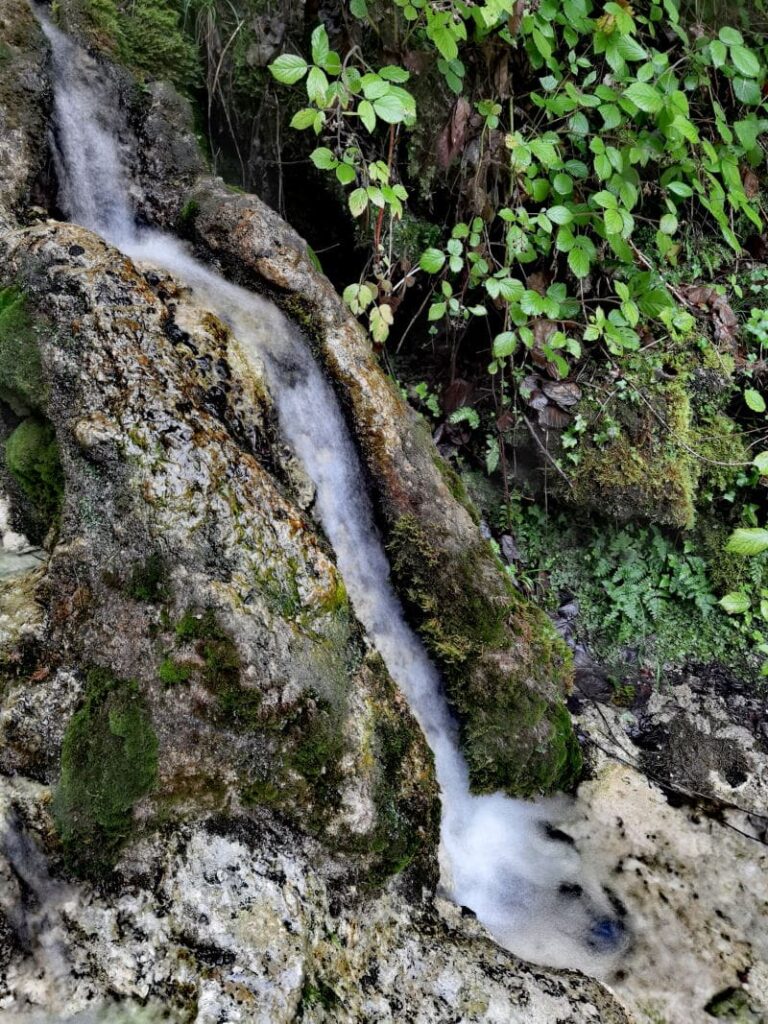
(34, 7), (627, 978)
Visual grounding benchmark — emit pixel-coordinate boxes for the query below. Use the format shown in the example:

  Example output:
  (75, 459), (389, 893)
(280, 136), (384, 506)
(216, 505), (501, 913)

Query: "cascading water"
(34, 7), (628, 977)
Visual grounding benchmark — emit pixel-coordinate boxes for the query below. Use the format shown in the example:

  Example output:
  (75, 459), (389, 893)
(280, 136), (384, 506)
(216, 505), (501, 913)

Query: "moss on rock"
(5, 416), (64, 526)
(0, 286), (44, 412)
(387, 513), (580, 796)
(58, 0), (200, 92)
(570, 380), (697, 529)
(53, 667), (158, 875)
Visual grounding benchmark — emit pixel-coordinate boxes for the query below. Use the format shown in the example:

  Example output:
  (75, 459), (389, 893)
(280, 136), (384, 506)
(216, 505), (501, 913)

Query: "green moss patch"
(62, 0), (200, 92)
(387, 513), (579, 797)
(53, 667), (158, 875)
(5, 416), (64, 526)
(175, 609), (261, 727)
(0, 286), (44, 411)
(126, 552), (167, 602)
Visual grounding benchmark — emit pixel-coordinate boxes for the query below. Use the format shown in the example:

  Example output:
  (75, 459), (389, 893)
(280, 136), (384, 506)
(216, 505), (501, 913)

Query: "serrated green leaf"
(733, 76), (762, 105)
(358, 99), (376, 132)
(336, 162), (356, 185)
(379, 65), (410, 83)
(727, 527), (768, 556)
(493, 331), (517, 357)
(306, 65), (329, 103)
(419, 248), (446, 273)
(719, 591), (751, 614)
(548, 205), (574, 225)
(311, 24), (329, 65)
(745, 387), (766, 412)
(568, 246), (591, 278)
(269, 54), (309, 85)
(624, 81), (663, 113)
(731, 44), (760, 78)
(310, 147), (337, 169)
(349, 187), (368, 217)
(372, 93), (408, 123)
(290, 108), (316, 129)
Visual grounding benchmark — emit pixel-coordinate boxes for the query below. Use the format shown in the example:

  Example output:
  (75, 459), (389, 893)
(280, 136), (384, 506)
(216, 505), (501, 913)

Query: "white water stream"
(30, 8), (628, 977)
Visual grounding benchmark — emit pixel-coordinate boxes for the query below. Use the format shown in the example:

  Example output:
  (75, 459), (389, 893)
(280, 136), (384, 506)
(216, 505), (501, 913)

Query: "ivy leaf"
(269, 54), (309, 85)
(726, 528), (768, 556)
(719, 592), (751, 614)
(349, 188), (369, 217)
(420, 248), (446, 273)
(624, 81), (663, 113)
(745, 387), (766, 412)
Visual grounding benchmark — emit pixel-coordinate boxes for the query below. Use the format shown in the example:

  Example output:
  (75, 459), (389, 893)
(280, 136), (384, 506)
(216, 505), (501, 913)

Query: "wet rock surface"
(571, 671), (768, 1024)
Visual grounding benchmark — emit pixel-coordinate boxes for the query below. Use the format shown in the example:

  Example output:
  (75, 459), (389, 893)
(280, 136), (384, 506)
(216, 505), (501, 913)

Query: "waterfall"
(33, 8), (628, 977)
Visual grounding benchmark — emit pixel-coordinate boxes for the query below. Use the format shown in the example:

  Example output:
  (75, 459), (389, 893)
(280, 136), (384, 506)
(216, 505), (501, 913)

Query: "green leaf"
(726, 528), (768, 556)
(745, 387), (766, 412)
(493, 331), (517, 358)
(731, 44), (761, 78)
(428, 301), (447, 321)
(349, 0), (368, 17)
(667, 181), (693, 197)
(718, 26), (744, 45)
(310, 147), (337, 169)
(430, 24), (459, 61)
(659, 213), (678, 235)
(568, 246), (591, 278)
(733, 77), (762, 105)
(336, 163), (356, 185)
(624, 81), (663, 113)
(379, 65), (410, 83)
(753, 451), (768, 474)
(311, 24), (329, 65)
(719, 592), (751, 614)
(306, 65), (329, 103)
(604, 208), (623, 235)
(548, 205), (574, 225)
(358, 99), (376, 132)
(290, 108), (317, 129)
(349, 188), (368, 217)
(269, 54), (309, 85)
(419, 248), (447, 273)
(372, 93), (408, 123)
(709, 39), (727, 67)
